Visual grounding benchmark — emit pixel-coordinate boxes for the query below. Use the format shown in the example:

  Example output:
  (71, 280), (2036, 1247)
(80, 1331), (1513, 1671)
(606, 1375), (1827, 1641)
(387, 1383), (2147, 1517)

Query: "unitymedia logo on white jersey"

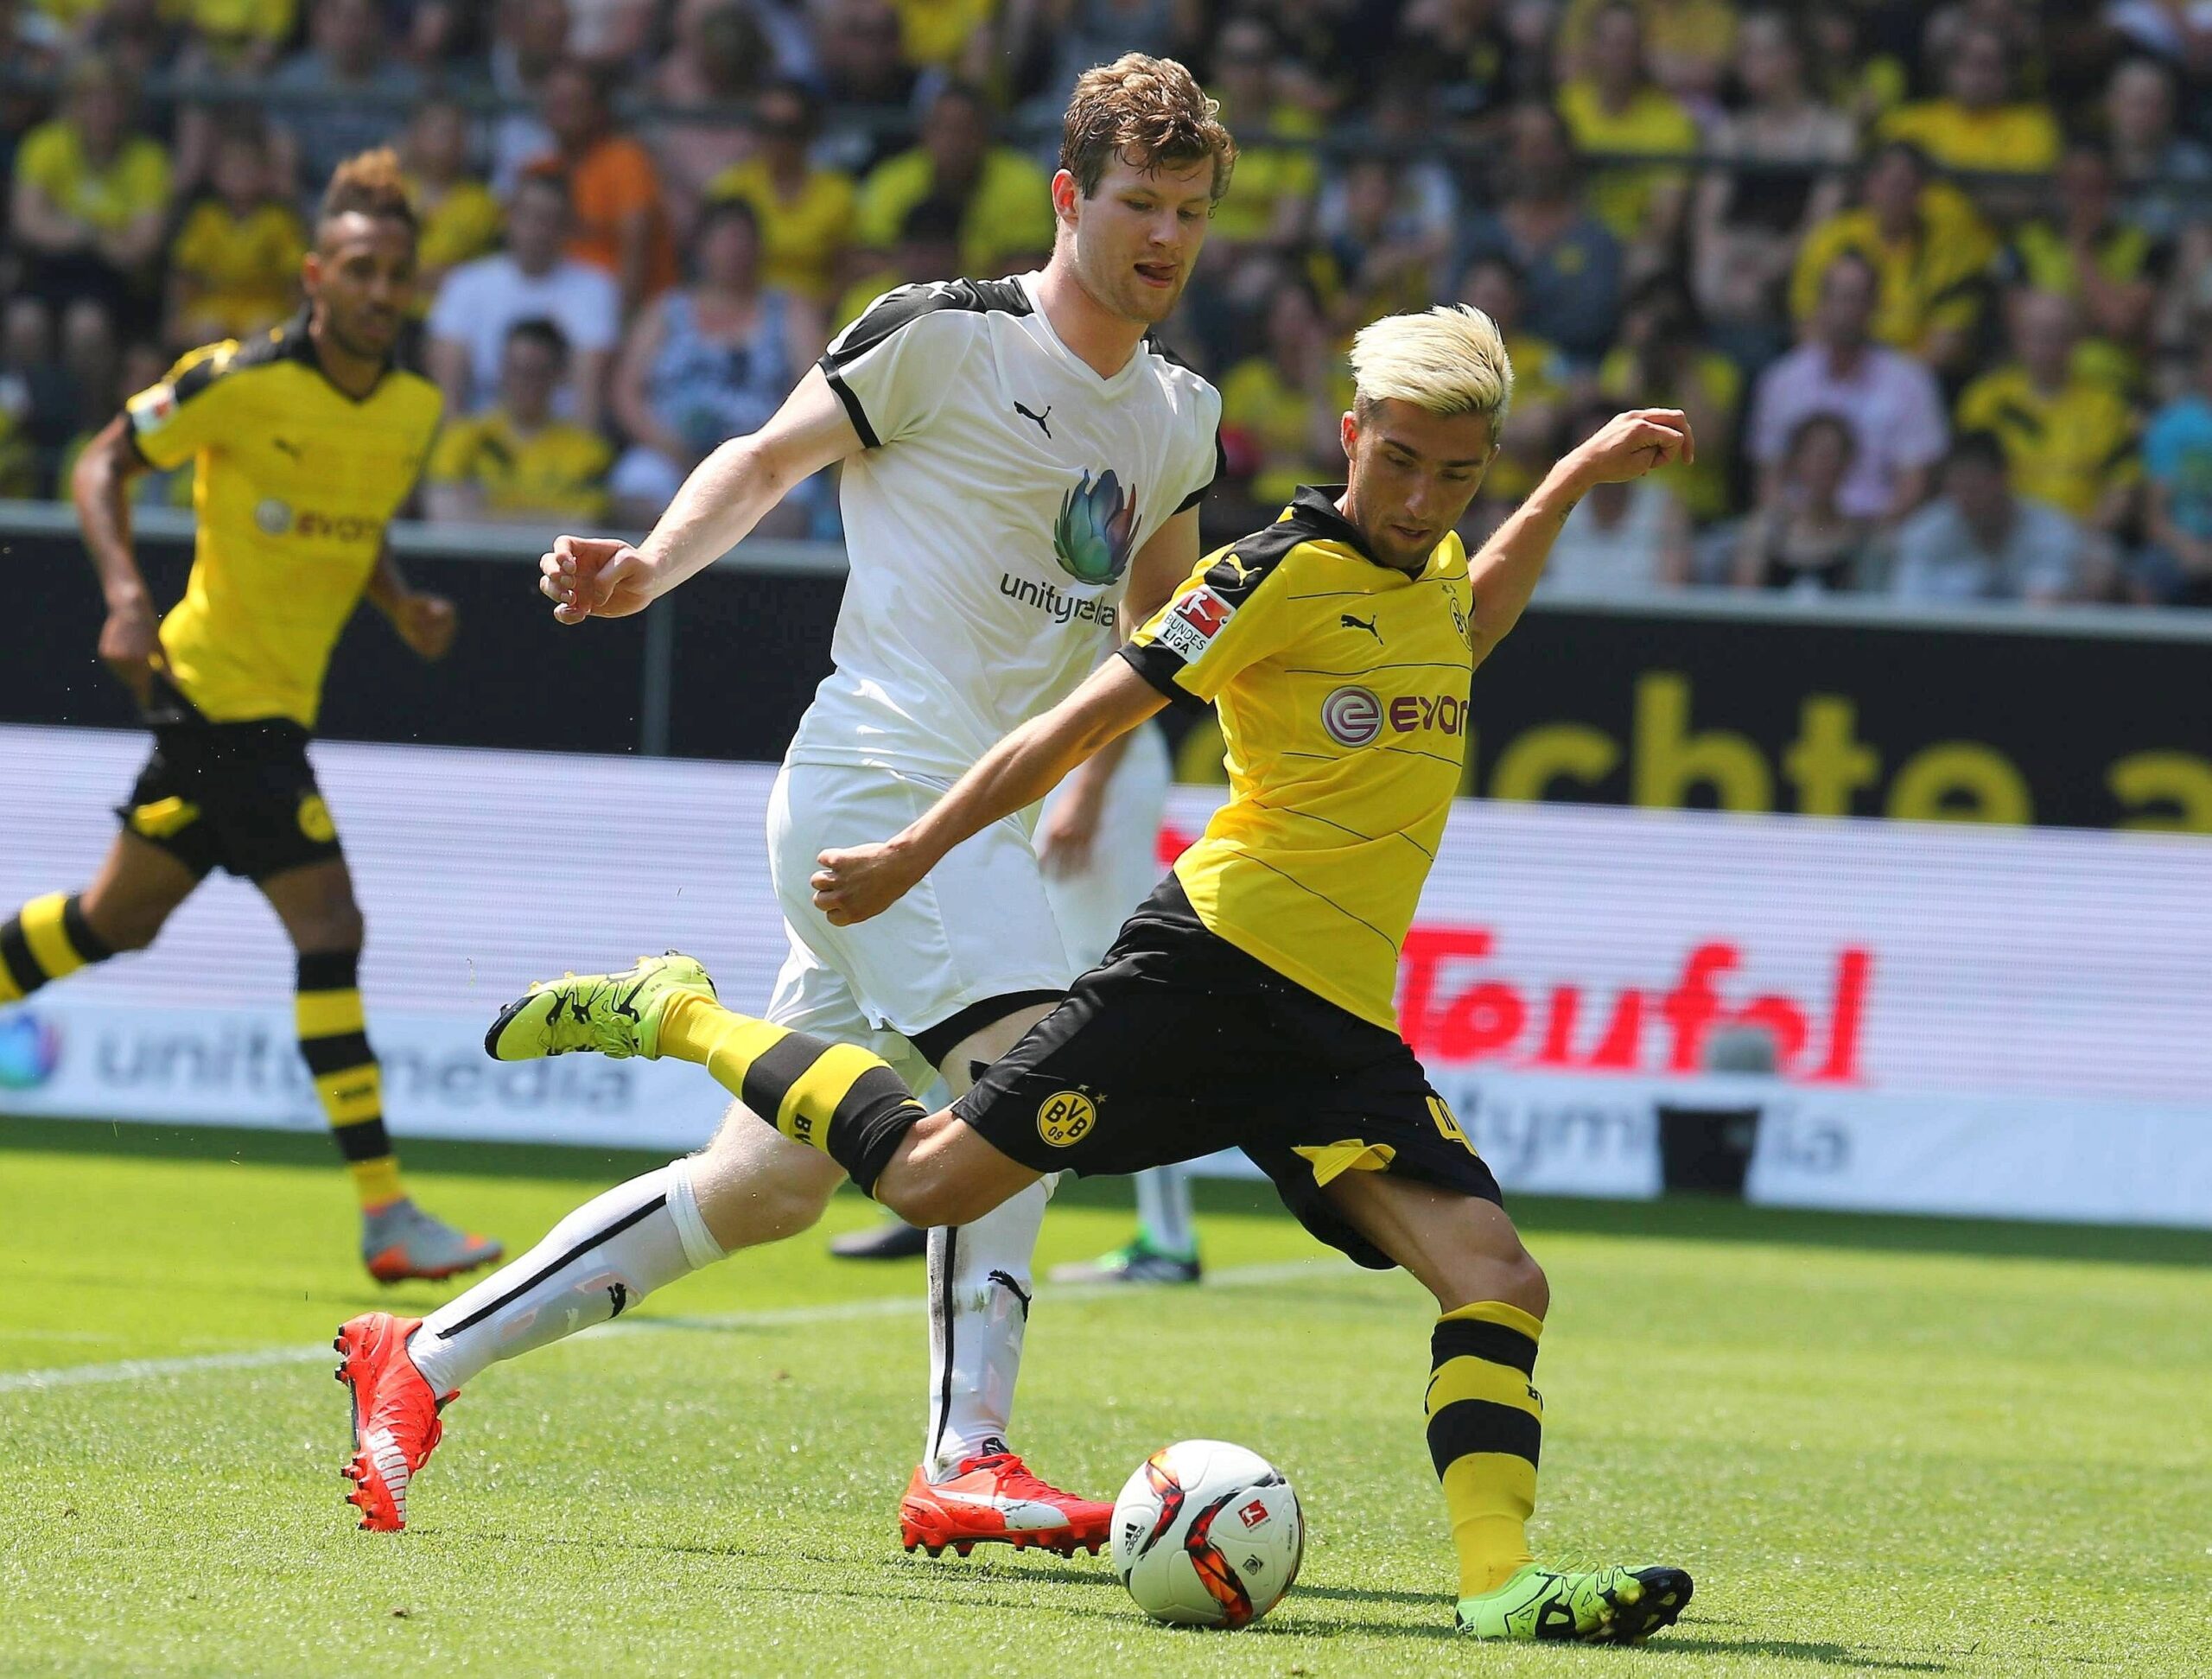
(790, 272), (1221, 782)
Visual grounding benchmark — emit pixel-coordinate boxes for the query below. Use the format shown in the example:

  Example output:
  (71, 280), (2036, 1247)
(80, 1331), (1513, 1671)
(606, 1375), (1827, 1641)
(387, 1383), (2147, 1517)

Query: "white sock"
(410, 1161), (724, 1396)
(1134, 1164), (1196, 1258)
(923, 1176), (1050, 1479)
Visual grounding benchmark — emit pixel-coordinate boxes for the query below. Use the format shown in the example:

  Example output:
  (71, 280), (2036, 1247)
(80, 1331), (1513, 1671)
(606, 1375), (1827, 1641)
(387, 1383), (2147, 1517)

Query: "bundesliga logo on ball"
(1110, 1440), (1304, 1628)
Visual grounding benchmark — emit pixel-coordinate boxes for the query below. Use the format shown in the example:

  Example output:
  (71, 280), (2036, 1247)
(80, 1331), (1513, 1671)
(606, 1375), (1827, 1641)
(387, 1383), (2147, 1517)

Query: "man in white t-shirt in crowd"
(1747, 251), (1948, 525)
(1888, 430), (2087, 604)
(334, 56), (1236, 1554)
(426, 170), (621, 436)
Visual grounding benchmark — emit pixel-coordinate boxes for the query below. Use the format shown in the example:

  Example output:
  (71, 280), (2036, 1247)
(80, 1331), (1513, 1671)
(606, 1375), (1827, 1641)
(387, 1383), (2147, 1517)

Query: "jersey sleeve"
(817, 284), (978, 448)
(1176, 423), (1226, 517)
(1120, 539), (1302, 705)
(124, 342), (244, 472)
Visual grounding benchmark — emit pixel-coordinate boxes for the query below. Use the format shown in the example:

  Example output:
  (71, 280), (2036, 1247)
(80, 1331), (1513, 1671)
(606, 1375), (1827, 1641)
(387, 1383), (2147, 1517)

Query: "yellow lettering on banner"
(2107, 752), (2212, 833)
(1488, 726), (1618, 803)
(1783, 695), (1882, 817)
(1632, 672), (1772, 811)
(1886, 744), (2032, 824)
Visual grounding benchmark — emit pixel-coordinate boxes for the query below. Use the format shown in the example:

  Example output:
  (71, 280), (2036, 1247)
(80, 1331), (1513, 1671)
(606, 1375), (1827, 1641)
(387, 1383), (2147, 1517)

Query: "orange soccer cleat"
(334, 1312), (449, 1532)
(899, 1451), (1115, 1558)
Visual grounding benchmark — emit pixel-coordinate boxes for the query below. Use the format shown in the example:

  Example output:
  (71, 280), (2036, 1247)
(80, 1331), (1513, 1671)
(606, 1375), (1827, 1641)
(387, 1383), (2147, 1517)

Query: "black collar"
(265, 308), (391, 404)
(1287, 485), (1382, 565)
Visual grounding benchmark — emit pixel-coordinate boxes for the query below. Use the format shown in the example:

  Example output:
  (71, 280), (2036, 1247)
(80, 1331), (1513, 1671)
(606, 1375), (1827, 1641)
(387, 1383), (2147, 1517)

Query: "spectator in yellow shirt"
(8, 55), (171, 403)
(167, 0), (300, 188)
(1558, 0), (1739, 105)
(707, 82), (859, 307)
(1599, 274), (1740, 523)
(1456, 254), (1568, 514)
(165, 118), (306, 350)
(892, 0), (995, 73)
(425, 319), (613, 526)
(855, 83), (1053, 276)
(1204, 16), (1320, 262)
(1789, 142), (1995, 377)
(1879, 24), (2058, 216)
(1216, 278), (1344, 516)
(831, 196), (964, 335)
(1999, 143), (2166, 395)
(1555, 2), (1700, 259)
(402, 99), (505, 309)
(1955, 289), (2139, 530)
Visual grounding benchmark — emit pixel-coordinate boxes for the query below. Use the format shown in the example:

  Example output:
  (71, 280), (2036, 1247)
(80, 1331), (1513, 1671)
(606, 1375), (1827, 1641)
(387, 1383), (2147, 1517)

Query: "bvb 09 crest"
(1037, 1089), (1098, 1148)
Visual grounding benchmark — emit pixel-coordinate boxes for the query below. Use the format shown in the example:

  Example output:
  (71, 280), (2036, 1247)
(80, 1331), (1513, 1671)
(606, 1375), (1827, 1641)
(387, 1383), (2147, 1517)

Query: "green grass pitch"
(3, 1117), (2208, 1676)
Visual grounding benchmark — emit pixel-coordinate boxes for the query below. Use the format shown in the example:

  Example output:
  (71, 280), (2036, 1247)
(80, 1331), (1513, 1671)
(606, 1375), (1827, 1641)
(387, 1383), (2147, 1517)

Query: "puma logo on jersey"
(1014, 401), (1052, 439)
(1339, 613), (1382, 644)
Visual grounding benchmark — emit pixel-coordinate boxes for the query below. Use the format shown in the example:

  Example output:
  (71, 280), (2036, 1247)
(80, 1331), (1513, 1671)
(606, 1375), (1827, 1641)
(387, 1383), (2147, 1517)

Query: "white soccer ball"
(1109, 1440), (1305, 1628)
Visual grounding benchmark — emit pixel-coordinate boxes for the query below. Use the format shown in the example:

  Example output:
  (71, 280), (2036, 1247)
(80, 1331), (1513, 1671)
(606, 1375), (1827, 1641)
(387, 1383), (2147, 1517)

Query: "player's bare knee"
(79, 892), (167, 953)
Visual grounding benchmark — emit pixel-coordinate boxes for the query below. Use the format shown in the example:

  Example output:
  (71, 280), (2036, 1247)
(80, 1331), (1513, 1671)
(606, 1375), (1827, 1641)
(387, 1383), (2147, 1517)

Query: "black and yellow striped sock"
(296, 951), (403, 1210)
(1427, 1301), (1545, 1600)
(0, 894), (116, 1005)
(658, 992), (926, 1193)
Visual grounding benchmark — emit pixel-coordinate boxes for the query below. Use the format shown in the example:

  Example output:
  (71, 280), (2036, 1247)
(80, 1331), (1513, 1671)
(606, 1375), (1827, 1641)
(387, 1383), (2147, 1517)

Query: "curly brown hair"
(1059, 54), (1238, 203)
(318, 147), (418, 235)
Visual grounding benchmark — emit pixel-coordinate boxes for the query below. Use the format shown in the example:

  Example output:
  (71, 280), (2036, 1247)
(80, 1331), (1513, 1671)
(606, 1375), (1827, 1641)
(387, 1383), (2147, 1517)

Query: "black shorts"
(953, 877), (1503, 1270)
(114, 680), (343, 882)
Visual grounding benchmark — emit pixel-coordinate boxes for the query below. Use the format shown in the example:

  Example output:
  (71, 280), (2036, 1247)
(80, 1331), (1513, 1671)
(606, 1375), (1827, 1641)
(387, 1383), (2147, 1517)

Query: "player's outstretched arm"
(537, 365), (865, 625)
(1465, 408), (1693, 662)
(1038, 506), (1198, 875)
(812, 658), (1170, 925)
(70, 416), (157, 704)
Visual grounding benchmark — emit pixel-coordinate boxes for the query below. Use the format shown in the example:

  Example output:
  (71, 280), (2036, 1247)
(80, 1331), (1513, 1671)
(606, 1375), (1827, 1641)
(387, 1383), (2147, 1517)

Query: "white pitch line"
(0, 1258), (1347, 1396)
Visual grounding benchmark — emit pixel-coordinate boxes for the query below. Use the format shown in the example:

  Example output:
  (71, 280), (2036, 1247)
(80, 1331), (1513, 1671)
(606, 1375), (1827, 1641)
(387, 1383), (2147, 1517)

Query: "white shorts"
(765, 760), (1077, 1091)
(1040, 721), (1172, 970)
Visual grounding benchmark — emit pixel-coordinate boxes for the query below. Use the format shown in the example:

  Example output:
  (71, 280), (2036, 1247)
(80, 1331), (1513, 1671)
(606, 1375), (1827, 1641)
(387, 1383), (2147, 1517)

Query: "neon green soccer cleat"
(1456, 1562), (1693, 1644)
(484, 952), (716, 1063)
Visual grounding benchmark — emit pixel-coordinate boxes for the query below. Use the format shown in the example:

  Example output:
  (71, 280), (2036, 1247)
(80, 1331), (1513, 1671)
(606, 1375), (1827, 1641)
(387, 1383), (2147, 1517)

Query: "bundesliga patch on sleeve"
(127, 384), (176, 434)
(1154, 584), (1235, 662)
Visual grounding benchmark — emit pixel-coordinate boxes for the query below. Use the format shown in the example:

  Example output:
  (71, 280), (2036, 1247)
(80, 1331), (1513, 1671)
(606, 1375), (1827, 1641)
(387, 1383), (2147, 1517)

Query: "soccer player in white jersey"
(834, 718), (1205, 1282)
(1041, 721), (1205, 1284)
(332, 57), (1236, 1549)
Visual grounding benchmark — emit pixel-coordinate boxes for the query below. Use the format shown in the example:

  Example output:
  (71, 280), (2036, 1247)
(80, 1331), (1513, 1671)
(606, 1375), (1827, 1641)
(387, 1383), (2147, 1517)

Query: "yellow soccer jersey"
(427, 409), (612, 522)
(1955, 366), (2139, 520)
(1122, 487), (1477, 1033)
(124, 315), (442, 728)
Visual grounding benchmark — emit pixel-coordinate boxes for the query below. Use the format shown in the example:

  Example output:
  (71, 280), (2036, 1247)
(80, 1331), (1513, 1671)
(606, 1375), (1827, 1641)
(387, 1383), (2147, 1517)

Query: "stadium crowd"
(3, 0), (2211, 605)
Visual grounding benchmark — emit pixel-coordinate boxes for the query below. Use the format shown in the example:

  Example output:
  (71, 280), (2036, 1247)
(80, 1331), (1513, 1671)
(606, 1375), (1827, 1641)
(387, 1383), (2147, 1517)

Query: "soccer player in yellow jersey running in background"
(0, 150), (503, 1285)
(337, 304), (1699, 1643)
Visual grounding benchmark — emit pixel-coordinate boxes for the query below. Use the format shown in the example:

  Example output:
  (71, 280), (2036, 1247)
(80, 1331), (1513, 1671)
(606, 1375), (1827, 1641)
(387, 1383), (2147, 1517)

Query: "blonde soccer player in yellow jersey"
(0, 149), (503, 1286)
(336, 304), (1698, 1643)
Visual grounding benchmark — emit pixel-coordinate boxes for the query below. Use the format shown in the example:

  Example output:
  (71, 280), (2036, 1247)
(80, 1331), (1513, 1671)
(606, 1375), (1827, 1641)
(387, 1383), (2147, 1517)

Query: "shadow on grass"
(1644, 1636), (1952, 1671)
(8, 1113), (2209, 1269)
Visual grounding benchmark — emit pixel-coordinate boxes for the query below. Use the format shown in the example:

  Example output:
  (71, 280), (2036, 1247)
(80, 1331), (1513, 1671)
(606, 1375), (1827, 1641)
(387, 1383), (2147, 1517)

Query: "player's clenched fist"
(811, 842), (927, 926)
(393, 592), (459, 660)
(540, 533), (657, 624)
(1567, 408), (1694, 487)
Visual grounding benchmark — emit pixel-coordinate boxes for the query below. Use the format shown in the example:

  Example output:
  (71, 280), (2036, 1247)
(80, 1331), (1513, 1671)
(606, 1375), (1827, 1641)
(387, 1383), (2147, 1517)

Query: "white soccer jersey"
(791, 271), (1222, 781)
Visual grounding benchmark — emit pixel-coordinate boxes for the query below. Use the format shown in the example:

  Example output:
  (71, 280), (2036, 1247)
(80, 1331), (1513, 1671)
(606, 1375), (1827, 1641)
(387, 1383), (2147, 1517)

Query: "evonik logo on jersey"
(1321, 685), (1470, 747)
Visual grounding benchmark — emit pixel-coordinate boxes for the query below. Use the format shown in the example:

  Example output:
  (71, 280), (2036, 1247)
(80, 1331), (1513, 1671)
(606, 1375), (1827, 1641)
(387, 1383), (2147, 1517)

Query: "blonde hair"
(1061, 54), (1239, 203)
(1348, 305), (1514, 432)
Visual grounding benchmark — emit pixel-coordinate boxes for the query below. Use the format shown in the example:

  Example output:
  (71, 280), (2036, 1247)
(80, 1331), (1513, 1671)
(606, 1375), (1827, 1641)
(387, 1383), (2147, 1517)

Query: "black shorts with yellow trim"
(114, 680), (342, 882)
(951, 876), (1502, 1269)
